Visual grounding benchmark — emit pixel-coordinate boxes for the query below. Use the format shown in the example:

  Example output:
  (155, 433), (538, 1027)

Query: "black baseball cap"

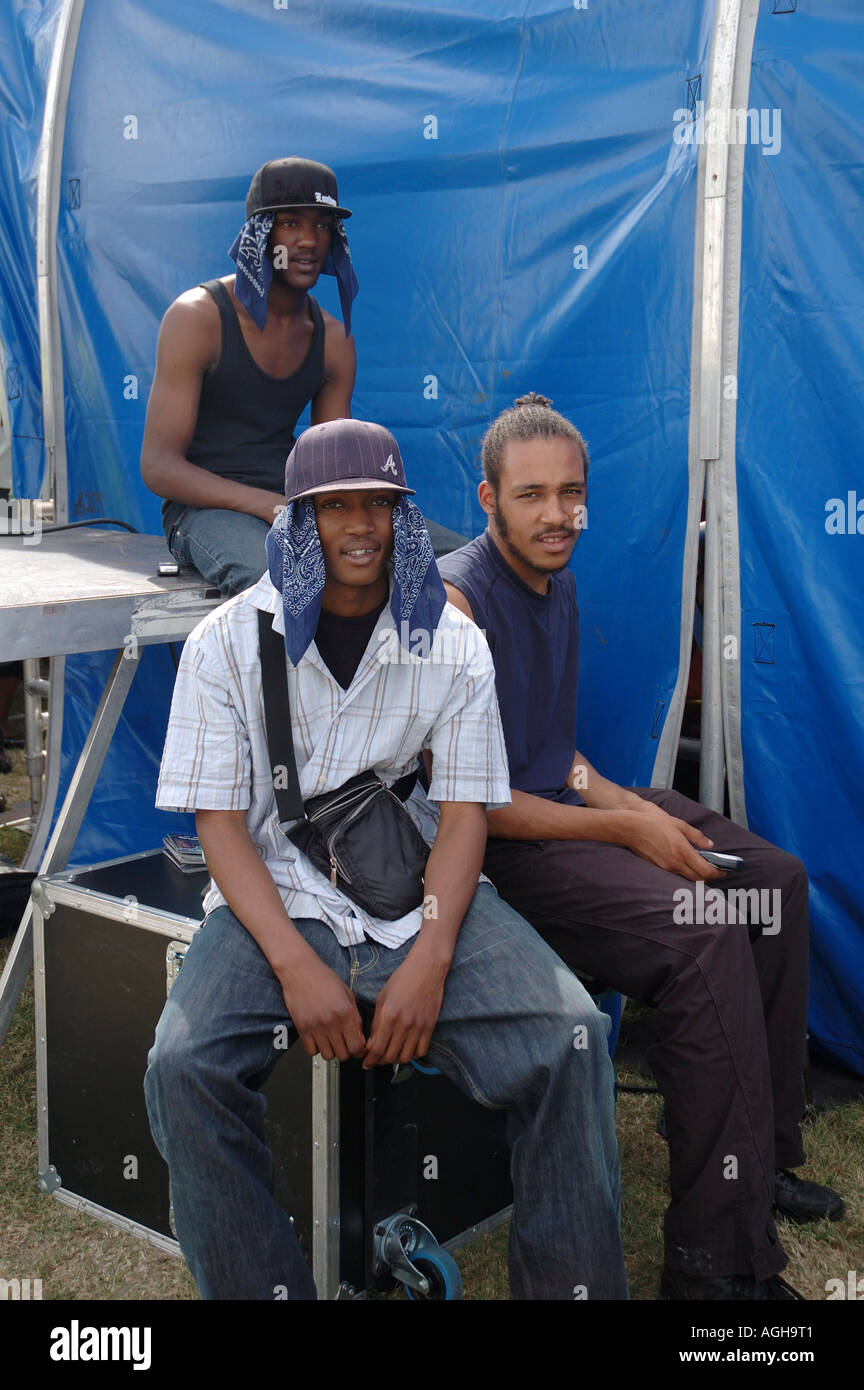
(284, 420), (415, 503)
(246, 157), (352, 220)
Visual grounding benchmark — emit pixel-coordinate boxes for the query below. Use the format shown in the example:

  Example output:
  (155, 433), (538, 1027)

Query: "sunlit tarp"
(736, 1), (864, 1073)
(33, 0), (712, 865)
(0, 0), (60, 497)
(3, 0), (862, 1072)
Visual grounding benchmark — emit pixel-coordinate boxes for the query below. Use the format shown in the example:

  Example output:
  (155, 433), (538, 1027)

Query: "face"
(270, 208), (333, 289)
(479, 436), (587, 591)
(313, 489), (396, 604)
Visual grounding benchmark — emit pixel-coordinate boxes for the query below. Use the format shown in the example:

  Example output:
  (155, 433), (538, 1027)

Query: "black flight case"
(31, 850), (513, 1300)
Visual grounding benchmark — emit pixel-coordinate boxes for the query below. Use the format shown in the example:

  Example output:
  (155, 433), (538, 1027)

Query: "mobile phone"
(158, 562), (180, 576)
(698, 849), (744, 872)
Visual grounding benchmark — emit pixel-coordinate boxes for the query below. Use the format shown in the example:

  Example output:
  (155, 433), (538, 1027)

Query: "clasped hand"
(279, 946), (447, 1068)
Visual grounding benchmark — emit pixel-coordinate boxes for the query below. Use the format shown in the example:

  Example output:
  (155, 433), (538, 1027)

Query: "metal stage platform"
(0, 527), (222, 1045)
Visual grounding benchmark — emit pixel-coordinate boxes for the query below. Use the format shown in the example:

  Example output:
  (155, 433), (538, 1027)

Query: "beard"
(493, 502), (575, 576)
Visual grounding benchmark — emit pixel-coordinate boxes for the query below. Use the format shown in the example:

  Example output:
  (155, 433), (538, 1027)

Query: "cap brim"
(286, 479), (415, 503)
(254, 201), (352, 219)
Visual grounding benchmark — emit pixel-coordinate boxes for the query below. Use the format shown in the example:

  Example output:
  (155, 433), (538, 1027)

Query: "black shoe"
(660, 1267), (805, 1300)
(773, 1169), (845, 1224)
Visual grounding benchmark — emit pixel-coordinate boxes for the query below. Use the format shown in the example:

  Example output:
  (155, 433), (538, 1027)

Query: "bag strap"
(257, 609), (305, 823)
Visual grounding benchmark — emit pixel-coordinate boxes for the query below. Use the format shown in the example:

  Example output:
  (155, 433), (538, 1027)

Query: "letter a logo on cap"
(382, 454), (398, 476)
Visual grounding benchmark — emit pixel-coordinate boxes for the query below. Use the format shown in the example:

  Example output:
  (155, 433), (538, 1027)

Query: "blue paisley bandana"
(228, 211), (359, 335)
(265, 496), (446, 667)
(228, 212), (274, 330)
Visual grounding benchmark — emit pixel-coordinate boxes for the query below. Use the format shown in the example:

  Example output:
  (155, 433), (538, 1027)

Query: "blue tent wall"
(3, 1), (863, 1072)
(37, 0), (713, 863)
(0, 0), (62, 498)
(736, 1), (864, 1073)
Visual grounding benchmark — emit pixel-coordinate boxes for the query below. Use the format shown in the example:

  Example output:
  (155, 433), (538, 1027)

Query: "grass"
(1, 927), (862, 1301)
(0, 826), (31, 863)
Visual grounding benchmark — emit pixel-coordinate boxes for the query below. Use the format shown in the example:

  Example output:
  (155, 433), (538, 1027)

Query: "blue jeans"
(163, 500), (471, 598)
(144, 883), (627, 1301)
(164, 501), (271, 597)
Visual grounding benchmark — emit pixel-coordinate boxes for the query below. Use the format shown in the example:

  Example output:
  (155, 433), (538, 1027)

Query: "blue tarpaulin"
(1, 0), (861, 1072)
(737, 3), (864, 1073)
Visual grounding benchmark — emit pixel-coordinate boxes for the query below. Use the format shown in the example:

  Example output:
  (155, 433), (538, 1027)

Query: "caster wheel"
(405, 1248), (463, 1301)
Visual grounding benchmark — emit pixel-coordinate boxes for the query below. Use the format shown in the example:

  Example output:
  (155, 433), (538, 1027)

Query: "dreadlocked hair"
(481, 392), (589, 492)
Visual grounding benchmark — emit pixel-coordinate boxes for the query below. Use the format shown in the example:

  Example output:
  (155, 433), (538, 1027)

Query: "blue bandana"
(228, 211), (359, 334)
(265, 496), (446, 667)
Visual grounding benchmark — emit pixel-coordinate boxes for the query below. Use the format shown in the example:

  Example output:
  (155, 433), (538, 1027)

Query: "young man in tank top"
(437, 393), (844, 1302)
(140, 158), (358, 596)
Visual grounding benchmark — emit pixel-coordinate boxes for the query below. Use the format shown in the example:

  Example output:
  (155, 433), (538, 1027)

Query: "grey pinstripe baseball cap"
(284, 419), (416, 502)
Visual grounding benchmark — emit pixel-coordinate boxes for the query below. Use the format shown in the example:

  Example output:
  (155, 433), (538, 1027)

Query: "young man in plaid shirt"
(145, 418), (627, 1301)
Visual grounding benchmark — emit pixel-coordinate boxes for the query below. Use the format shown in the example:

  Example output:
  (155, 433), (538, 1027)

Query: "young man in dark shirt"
(438, 392), (843, 1302)
(140, 157), (357, 596)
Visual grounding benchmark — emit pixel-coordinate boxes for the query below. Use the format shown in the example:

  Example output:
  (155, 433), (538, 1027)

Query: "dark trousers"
(483, 787), (809, 1281)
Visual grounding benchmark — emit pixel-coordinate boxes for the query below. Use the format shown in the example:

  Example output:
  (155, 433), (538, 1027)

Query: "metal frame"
(652, 0), (760, 820)
(0, 647), (140, 1047)
(17, 0), (87, 897)
(22, 660), (48, 831)
(708, 0), (761, 826)
(311, 1057), (341, 1300)
(0, 334), (11, 491)
(23, 658), (66, 871)
(49, 1192), (181, 1257)
(36, 0), (85, 520)
(698, 0), (743, 811)
(32, 863), (196, 1245)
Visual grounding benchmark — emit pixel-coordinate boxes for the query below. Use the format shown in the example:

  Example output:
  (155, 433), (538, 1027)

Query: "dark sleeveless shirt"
(438, 529), (583, 803)
(185, 279), (326, 493)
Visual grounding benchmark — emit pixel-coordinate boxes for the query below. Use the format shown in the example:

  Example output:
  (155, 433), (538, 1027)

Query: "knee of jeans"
(144, 1027), (205, 1142)
(219, 557), (267, 597)
(193, 542), (265, 598)
(143, 1047), (168, 1149)
(556, 981), (612, 1053)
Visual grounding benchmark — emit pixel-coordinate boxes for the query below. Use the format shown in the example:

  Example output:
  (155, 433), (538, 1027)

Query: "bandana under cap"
(265, 496), (446, 667)
(228, 211), (358, 334)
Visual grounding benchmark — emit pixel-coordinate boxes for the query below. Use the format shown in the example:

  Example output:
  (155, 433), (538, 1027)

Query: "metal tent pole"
(651, 0), (759, 817)
(700, 0), (760, 816)
(36, 0), (85, 521)
(22, 0), (87, 871)
(696, 0), (742, 812)
(709, 0), (761, 827)
(0, 0), (87, 1045)
(654, 0), (746, 796)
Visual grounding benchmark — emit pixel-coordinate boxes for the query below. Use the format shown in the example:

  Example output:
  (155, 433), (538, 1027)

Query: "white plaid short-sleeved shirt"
(156, 573), (511, 948)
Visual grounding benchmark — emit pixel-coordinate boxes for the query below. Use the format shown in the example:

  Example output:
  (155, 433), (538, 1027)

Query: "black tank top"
(185, 278), (326, 493)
